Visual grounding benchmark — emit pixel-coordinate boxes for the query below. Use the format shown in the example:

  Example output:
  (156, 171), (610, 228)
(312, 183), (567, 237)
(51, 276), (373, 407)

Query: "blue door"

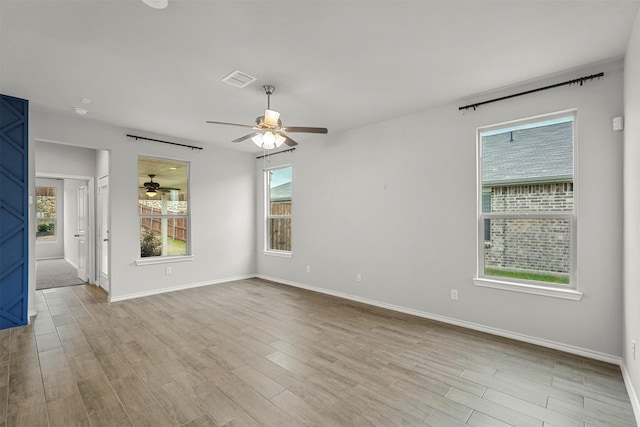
(0, 94), (29, 329)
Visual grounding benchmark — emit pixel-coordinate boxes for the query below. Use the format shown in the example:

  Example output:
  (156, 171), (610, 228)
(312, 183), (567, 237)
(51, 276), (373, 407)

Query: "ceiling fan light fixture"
(262, 131), (276, 149)
(146, 189), (158, 197)
(274, 133), (286, 148)
(251, 134), (263, 147)
(263, 131), (276, 145)
(264, 109), (280, 127)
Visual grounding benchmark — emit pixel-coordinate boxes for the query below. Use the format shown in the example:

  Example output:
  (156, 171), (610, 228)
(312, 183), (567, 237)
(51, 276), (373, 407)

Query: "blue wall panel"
(0, 94), (29, 329)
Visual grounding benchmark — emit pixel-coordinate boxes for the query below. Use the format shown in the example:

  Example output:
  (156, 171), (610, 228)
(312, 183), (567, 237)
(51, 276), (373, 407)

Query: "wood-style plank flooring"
(0, 278), (635, 426)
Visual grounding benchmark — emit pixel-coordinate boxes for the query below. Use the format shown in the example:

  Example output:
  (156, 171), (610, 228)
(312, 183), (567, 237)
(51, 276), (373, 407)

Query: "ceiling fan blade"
(281, 126), (328, 134)
(232, 133), (259, 143)
(282, 134), (299, 147)
(206, 120), (255, 129)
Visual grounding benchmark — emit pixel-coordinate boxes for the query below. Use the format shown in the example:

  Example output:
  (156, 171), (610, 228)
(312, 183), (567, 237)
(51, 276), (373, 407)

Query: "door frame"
(36, 172), (95, 284)
(97, 175), (110, 294)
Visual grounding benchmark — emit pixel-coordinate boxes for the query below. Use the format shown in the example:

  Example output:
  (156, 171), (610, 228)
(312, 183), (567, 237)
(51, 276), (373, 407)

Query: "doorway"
(35, 175), (92, 290)
(34, 141), (110, 297)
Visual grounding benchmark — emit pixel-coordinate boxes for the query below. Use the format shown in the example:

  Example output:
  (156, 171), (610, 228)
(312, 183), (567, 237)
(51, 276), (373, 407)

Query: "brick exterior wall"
(484, 182), (573, 275)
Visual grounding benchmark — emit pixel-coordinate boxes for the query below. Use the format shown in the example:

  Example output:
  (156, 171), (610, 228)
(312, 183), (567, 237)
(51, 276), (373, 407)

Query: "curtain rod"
(256, 147), (296, 159)
(458, 72), (604, 112)
(126, 134), (203, 150)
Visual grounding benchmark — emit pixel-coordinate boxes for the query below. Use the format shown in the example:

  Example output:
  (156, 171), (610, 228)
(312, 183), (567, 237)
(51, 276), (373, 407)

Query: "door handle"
(103, 238), (109, 242)
(74, 234), (80, 237)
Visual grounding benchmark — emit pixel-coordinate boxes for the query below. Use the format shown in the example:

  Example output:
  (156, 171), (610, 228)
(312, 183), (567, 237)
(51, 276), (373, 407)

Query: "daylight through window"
(479, 112), (575, 288)
(36, 186), (57, 241)
(266, 166), (292, 253)
(138, 157), (189, 258)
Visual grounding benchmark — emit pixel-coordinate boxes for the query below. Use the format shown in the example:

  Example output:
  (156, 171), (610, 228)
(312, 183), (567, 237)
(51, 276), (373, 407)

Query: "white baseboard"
(64, 257), (78, 269)
(620, 363), (640, 426)
(109, 274), (255, 302)
(257, 274), (621, 365)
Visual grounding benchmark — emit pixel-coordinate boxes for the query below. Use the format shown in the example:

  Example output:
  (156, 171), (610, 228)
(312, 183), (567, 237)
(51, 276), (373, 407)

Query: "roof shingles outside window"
(482, 121), (573, 186)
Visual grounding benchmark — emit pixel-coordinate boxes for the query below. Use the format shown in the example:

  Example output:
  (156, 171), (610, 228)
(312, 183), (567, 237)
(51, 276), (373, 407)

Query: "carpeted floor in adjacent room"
(36, 258), (87, 290)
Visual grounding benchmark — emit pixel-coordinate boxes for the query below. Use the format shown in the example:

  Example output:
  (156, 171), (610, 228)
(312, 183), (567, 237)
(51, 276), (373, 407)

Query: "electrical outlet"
(451, 289), (458, 300)
(165, 267), (172, 275)
(633, 340), (636, 360)
(306, 265), (311, 273)
(356, 273), (362, 282)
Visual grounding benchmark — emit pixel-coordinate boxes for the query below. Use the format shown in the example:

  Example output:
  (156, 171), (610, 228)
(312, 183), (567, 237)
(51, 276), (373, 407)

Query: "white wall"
(36, 140), (97, 178)
(28, 108), (256, 308)
(257, 61), (624, 359)
(96, 149), (109, 179)
(623, 7), (640, 419)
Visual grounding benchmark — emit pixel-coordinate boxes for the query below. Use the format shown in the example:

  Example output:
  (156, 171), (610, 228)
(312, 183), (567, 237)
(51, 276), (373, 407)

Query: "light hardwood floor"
(0, 278), (635, 426)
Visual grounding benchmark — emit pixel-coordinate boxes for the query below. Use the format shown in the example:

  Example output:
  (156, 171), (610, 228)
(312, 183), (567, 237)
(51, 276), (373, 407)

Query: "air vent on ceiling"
(222, 70), (257, 88)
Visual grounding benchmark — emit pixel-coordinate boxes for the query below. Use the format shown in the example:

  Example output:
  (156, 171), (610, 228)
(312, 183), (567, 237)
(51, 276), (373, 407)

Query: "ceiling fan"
(140, 174), (179, 198)
(206, 85), (328, 149)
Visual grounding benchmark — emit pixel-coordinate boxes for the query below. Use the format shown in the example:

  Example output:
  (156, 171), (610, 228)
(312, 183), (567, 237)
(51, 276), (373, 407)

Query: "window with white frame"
(477, 111), (576, 290)
(35, 186), (57, 241)
(138, 156), (190, 258)
(265, 166), (292, 253)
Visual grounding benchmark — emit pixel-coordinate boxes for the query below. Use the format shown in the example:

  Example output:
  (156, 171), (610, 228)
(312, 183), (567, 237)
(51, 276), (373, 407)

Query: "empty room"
(2, 0), (640, 426)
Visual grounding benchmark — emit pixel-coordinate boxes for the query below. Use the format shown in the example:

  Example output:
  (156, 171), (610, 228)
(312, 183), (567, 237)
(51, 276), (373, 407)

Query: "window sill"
(136, 255), (193, 266)
(263, 250), (292, 259)
(473, 277), (583, 301)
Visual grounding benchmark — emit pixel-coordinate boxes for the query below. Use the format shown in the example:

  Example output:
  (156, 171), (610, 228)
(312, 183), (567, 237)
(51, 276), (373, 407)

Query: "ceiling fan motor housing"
(144, 174), (160, 189)
(256, 115), (282, 130)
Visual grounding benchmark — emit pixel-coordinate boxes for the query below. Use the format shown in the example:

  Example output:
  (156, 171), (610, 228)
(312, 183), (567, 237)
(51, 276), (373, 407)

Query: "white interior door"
(98, 176), (110, 292)
(76, 184), (88, 281)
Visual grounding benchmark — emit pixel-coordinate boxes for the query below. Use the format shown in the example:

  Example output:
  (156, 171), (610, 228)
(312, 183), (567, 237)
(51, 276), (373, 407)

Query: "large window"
(477, 112), (575, 291)
(138, 157), (189, 258)
(36, 186), (57, 241)
(266, 166), (292, 253)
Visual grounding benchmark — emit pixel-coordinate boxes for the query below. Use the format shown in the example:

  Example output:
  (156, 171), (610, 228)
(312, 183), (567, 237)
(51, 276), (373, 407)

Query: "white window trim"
(474, 110), (579, 299)
(473, 277), (582, 300)
(35, 185), (59, 243)
(263, 249), (293, 258)
(138, 156), (191, 260)
(136, 255), (193, 266)
(264, 165), (292, 255)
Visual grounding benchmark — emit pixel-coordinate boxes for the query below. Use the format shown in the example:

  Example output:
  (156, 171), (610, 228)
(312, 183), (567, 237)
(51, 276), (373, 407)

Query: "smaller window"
(266, 166), (292, 253)
(36, 186), (57, 241)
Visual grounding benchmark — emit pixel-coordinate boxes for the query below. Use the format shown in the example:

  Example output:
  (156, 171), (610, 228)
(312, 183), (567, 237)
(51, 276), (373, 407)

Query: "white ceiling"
(1, 0), (638, 153)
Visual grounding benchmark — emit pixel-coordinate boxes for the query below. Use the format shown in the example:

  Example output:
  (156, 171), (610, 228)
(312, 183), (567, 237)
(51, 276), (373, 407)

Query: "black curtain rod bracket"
(459, 72), (604, 112)
(256, 147), (296, 159)
(127, 134), (203, 150)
